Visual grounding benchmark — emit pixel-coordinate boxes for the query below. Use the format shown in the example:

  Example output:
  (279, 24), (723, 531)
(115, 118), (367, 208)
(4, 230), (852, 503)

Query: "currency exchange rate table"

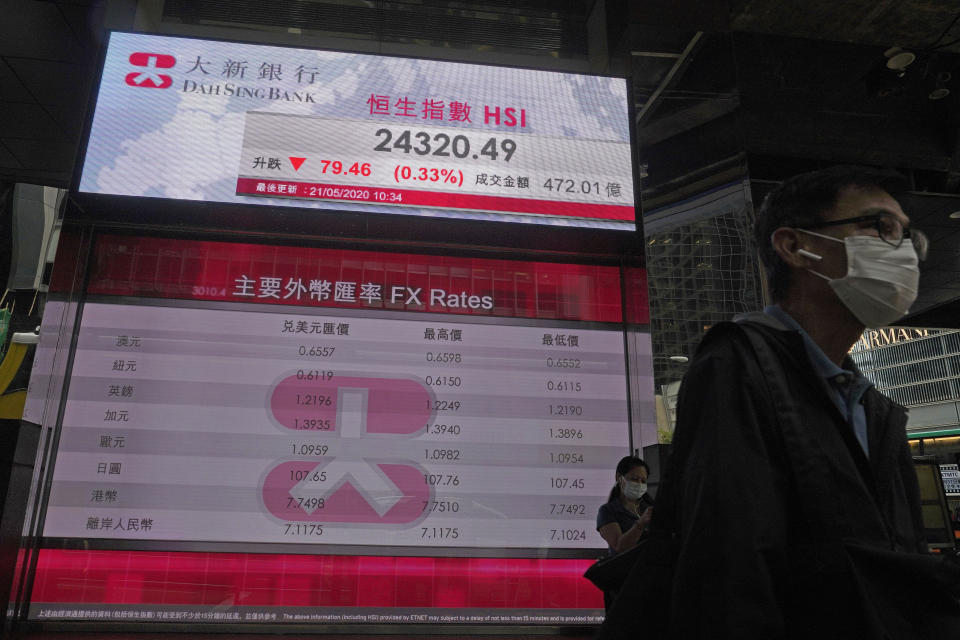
(43, 302), (629, 555)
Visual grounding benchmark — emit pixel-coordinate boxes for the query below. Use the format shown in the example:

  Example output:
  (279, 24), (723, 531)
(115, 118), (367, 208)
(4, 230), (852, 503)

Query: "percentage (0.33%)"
(394, 165), (464, 187)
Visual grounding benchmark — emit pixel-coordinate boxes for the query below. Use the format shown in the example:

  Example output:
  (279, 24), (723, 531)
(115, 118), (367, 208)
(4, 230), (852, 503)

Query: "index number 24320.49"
(374, 129), (516, 162)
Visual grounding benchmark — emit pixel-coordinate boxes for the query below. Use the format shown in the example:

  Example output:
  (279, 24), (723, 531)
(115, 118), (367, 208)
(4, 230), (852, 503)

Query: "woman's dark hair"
(754, 165), (907, 301)
(607, 456), (649, 502)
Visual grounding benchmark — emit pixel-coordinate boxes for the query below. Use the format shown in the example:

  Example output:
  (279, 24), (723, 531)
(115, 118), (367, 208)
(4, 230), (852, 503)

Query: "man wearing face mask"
(659, 165), (960, 639)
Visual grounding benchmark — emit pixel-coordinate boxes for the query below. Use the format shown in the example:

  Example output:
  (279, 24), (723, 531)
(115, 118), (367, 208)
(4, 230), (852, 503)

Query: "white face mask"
(622, 480), (647, 501)
(798, 231), (919, 328)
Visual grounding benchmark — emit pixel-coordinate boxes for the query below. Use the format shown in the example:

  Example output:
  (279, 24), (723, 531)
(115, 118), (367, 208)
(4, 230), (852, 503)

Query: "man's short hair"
(754, 165), (907, 301)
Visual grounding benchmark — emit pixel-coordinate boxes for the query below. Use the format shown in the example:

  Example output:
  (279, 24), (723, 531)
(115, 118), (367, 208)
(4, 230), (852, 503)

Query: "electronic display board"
(26, 235), (654, 625)
(77, 32), (636, 230)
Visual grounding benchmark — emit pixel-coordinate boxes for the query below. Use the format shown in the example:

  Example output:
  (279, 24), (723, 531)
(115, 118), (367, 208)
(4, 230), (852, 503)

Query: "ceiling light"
(949, 210), (960, 219)
(929, 71), (952, 100)
(884, 47), (916, 72)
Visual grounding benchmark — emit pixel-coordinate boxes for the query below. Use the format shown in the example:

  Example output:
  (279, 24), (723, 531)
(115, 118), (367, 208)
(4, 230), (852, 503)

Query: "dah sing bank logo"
(124, 52), (175, 89)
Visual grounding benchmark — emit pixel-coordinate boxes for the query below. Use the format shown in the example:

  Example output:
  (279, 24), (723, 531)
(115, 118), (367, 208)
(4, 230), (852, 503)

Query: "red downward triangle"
(289, 157), (306, 171)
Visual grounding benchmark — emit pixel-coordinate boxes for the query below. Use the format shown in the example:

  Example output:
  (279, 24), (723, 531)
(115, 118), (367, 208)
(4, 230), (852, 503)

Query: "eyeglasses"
(797, 213), (929, 260)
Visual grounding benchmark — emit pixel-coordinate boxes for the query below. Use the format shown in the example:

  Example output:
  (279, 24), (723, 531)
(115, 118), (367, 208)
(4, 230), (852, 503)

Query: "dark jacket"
(667, 315), (957, 639)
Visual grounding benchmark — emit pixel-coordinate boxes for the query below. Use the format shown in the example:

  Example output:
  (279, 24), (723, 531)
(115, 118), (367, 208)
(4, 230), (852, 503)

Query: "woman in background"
(595, 456), (654, 610)
(597, 456), (654, 553)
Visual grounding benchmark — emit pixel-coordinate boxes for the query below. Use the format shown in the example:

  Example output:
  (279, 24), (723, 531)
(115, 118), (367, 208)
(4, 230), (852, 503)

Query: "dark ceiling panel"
(730, 0), (960, 53)
(0, 169), (72, 187)
(162, 0), (590, 56)
(0, 58), (34, 103)
(637, 97), (741, 146)
(56, 2), (108, 52)
(42, 104), (87, 140)
(631, 57), (677, 96)
(866, 4), (960, 50)
(627, 0), (730, 30)
(625, 23), (699, 53)
(632, 32), (736, 100)
(0, 0), (86, 61)
(0, 103), (66, 140)
(669, 34), (736, 93)
(4, 58), (95, 107)
(732, 32), (960, 120)
(0, 139), (77, 173)
(0, 141), (22, 169)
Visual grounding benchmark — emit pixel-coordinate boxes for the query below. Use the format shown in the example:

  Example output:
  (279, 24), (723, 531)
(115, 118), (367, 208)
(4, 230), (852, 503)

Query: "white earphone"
(797, 249), (823, 261)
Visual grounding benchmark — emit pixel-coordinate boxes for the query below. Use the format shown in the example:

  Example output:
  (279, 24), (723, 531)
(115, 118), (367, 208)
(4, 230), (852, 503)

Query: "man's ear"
(771, 227), (817, 267)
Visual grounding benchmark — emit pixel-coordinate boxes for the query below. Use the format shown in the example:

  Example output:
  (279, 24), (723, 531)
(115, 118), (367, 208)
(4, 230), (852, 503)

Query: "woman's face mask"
(621, 478), (647, 500)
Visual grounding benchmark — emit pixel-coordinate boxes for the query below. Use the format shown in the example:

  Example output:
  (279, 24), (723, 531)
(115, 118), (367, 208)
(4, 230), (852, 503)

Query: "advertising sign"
(941, 463), (960, 495)
(78, 33), (636, 230)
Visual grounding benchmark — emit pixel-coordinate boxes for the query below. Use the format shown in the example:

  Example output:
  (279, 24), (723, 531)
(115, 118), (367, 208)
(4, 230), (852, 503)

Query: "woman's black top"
(596, 494), (654, 553)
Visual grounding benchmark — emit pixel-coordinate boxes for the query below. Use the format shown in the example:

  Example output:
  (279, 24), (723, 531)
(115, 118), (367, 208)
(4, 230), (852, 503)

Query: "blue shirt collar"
(763, 304), (873, 456)
(762, 305), (874, 457)
(763, 304), (850, 381)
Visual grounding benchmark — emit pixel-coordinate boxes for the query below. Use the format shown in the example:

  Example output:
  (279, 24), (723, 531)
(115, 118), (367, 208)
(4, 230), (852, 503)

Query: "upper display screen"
(78, 32), (636, 231)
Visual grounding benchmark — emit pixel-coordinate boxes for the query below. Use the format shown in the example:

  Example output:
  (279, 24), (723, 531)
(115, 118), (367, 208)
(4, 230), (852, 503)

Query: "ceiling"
(0, 0), (106, 188)
(1, 0), (958, 323)
(618, 0), (960, 323)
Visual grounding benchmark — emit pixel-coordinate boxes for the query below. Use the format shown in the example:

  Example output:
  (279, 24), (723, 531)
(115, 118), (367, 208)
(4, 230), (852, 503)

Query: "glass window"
(944, 332), (960, 355)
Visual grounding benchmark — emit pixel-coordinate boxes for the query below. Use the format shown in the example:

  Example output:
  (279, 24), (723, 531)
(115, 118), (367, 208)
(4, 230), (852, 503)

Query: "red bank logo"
(124, 52), (175, 89)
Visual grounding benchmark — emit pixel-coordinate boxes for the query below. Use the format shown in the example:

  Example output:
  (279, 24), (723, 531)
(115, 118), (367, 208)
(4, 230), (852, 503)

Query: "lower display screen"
(43, 301), (628, 550)
(25, 235), (651, 625)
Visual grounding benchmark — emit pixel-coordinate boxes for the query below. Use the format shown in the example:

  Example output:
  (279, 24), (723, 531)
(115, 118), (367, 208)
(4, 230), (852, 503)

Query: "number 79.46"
(320, 160), (371, 176)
